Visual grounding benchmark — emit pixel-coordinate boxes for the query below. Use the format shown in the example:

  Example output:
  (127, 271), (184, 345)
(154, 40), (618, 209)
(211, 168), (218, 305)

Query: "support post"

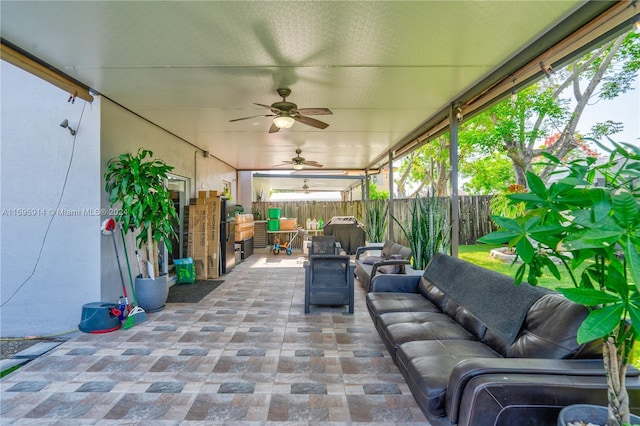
(388, 151), (394, 242)
(449, 105), (460, 257)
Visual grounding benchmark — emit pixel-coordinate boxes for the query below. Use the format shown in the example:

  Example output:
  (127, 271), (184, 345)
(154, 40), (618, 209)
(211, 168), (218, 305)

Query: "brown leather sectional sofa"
(366, 253), (640, 425)
(354, 240), (413, 292)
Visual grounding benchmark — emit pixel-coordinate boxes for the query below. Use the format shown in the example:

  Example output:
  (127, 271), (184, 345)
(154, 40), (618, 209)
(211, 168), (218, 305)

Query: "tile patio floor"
(1, 252), (430, 425)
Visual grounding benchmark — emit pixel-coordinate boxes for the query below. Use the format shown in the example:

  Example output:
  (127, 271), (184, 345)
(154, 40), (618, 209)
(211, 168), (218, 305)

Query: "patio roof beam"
(0, 39), (94, 103)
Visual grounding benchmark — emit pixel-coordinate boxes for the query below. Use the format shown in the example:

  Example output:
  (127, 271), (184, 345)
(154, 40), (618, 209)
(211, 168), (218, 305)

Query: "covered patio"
(1, 252), (431, 423)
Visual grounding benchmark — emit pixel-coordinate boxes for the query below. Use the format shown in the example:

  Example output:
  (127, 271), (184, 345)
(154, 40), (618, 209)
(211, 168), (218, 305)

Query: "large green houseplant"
(479, 140), (640, 426)
(104, 149), (179, 310)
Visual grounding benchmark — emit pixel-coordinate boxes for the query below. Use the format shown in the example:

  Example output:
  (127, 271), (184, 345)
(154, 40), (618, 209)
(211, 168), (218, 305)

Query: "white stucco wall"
(1, 63), (239, 337)
(1, 62), (102, 337)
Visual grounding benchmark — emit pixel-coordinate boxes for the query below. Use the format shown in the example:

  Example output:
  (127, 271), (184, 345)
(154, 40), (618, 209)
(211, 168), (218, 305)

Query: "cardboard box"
(188, 205), (209, 257)
(236, 221), (254, 232)
(235, 229), (254, 241)
(280, 218), (297, 231)
(192, 256), (208, 280)
(207, 243), (220, 278)
(236, 213), (254, 223)
(198, 190), (222, 199)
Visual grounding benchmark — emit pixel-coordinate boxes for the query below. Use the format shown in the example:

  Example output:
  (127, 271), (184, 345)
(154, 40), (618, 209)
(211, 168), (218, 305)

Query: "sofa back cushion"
(505, 293), (602, 359)
(418, 277), (448, 311)
(443, 298), (488, 341)
(381, 240), (412, 260)
(422, 254), (548, 347)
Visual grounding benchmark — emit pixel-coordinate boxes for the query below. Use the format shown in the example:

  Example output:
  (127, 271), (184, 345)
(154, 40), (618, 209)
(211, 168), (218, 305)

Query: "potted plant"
(393, 190), (450, 270)
(478, 139), (640, 426)
(104, 148), (179, 312)
(365, 199), (388, 244)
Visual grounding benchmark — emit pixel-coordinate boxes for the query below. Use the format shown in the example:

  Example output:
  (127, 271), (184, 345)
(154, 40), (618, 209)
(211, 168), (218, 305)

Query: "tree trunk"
(603, 337), (630, 426)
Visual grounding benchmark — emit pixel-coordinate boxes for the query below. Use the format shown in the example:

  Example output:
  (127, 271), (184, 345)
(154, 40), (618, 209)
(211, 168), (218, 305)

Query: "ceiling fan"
(300, 180), (311, 194)
(230, 88), (332, 133)
(274, 148), (323, 170)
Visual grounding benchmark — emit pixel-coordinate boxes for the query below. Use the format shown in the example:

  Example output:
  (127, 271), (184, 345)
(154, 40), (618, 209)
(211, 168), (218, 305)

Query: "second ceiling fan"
(230, 88), (332, 133)
(274, 148), (323, 170)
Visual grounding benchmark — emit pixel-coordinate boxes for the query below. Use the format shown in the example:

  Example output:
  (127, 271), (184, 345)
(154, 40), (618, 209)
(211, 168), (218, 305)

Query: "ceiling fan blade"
(296, 108), (332, 116)
(254, 102), (275, 109)
(294, 115), (330, 129)
(255, 102), (281, 113)
(268, 122), (280, 133)
(229, 114), (274, 122)
(302, 161), (323, 168)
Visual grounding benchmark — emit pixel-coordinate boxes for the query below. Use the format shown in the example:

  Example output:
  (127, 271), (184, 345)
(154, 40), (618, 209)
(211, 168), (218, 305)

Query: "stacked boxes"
(187, 204), (208, 279)
(188, 191), (221, 279)
(235, 213), (255, 241)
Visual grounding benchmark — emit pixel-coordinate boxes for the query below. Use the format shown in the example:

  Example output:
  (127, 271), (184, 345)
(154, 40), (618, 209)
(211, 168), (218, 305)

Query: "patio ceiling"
(0, 1), (627, 193)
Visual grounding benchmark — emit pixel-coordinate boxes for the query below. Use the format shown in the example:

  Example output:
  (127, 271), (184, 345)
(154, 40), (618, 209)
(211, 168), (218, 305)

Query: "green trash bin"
(268, 208), (281, 219)
(174, 258), (196, 284)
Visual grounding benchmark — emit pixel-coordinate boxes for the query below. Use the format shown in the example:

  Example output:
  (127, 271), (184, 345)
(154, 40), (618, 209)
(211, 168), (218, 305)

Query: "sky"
(578, 71), (640, 149)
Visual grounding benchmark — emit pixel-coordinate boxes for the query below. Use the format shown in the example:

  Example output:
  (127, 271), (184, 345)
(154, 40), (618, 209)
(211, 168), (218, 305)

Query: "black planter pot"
(558, 404), (640, 426)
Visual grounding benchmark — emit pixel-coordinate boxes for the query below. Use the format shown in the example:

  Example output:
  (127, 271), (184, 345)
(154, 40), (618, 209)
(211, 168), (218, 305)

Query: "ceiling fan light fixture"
(273, 114), (295, 129)
(293, 163), (304, 170)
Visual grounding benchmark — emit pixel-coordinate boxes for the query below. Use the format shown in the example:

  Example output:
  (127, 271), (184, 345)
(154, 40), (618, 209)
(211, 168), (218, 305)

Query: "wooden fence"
(251, 195), (495, 245)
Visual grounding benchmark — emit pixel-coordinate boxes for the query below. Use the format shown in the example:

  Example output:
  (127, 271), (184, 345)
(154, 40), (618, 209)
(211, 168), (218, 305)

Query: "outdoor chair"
(308, 235), (342, 255)
(304, 254), (355, 314)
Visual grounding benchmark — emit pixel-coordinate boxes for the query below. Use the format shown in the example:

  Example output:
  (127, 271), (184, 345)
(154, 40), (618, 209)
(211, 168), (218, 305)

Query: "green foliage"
(461, 152), (514, 194)
(479, 139), (640, 422)
(489, 192), (526, 221)
(393, 191), (450, 270)
(365, 199), (388, 243)
(104, 149), (179, 252)
(369, 182), (389, 200)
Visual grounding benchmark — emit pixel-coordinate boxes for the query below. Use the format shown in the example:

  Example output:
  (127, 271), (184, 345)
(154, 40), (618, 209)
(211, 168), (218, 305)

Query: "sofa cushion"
(378, 314), (476, 358)
(443, 298), (487, 341)
(362, 255), (384, 265)
(423, 254), (549, 346)
(381, 240), (412, 260)
(395, 340), (500, 418)
(376, 264), (402, 274)
(417, 278), (449, 311)
(366, 293), (439, 325)
(506, 293), (602, 359)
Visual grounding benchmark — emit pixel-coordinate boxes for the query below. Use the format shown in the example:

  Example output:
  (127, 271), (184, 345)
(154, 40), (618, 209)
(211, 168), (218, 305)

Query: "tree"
(395, 133), (472, 197)
(461, 152), (514, 194)
(369, 182), (389, 200)
(467, 31), (639, 188)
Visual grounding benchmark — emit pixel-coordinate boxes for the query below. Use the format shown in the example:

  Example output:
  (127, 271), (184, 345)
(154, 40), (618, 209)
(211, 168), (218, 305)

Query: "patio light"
(59, 119), (76, 135)
(273, 113), (295, 129)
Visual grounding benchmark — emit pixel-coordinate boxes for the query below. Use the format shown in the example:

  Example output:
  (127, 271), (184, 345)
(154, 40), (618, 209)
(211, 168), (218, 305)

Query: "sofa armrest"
(370, 274), (420, 293)
(355, 243), (384, 259)
(370, 259), (412, 277)
(446, 358), (619, 424)
(456, 373), (640, 426)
